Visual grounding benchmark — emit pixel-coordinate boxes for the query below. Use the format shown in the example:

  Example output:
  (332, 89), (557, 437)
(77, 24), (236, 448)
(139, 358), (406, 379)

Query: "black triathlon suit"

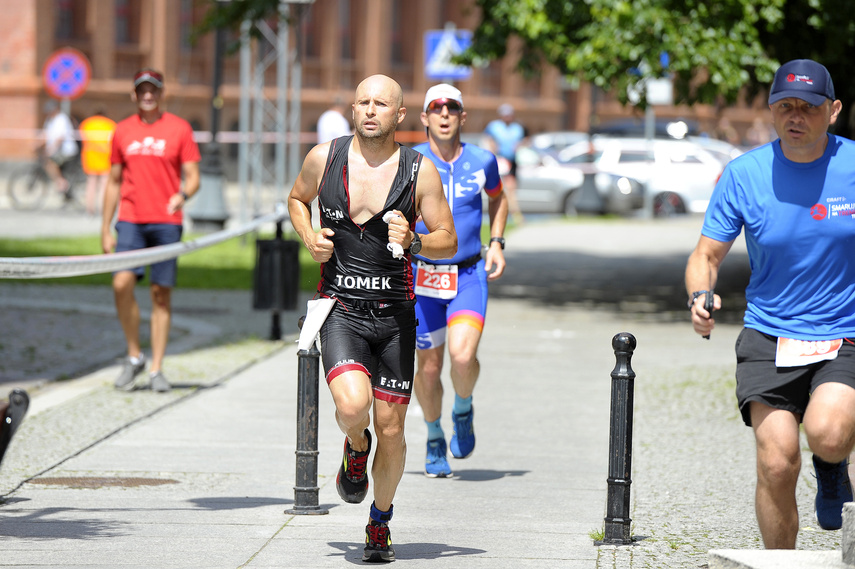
(317, 135), (423, 404)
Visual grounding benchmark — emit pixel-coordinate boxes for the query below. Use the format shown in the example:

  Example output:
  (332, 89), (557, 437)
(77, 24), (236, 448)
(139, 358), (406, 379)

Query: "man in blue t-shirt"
(686, 59), (855, 548)
(484, 103), (525, 224)
(412, 83), (508, 478)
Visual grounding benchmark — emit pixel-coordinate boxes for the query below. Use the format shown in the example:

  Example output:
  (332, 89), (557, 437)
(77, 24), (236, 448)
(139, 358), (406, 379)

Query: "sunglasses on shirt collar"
(426, 98), (463, 114)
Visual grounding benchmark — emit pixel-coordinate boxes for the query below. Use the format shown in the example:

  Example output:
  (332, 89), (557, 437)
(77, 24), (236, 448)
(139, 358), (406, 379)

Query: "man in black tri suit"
(288, 74), (457, 563)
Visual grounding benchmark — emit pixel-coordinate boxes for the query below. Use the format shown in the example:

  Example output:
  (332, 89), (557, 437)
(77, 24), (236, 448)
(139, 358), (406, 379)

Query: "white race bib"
(414, 261), (458, 299)
(775, 337), (842, 367)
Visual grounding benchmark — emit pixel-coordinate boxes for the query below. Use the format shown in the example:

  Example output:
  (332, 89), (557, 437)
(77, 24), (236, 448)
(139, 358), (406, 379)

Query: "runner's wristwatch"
(409, 232), (422, 255)
(490, 237), (505, 249)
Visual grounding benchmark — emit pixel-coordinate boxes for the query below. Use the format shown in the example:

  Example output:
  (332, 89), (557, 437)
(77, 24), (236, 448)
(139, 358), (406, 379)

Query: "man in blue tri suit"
(686, 59), (855, 549)
(412, 83), (508, 478)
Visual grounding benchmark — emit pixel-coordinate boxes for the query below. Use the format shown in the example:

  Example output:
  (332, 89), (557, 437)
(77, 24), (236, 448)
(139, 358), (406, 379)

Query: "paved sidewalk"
(0, 216), (850, 567)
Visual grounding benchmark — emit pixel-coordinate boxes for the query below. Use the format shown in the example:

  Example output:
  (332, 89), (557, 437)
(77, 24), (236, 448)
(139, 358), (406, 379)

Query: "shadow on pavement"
(495, 249), (751, 325)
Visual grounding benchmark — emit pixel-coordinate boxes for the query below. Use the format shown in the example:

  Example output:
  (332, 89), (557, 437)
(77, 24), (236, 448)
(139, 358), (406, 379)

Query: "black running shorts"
(320, 299), (416, 405)
(735, 328), (855, 426)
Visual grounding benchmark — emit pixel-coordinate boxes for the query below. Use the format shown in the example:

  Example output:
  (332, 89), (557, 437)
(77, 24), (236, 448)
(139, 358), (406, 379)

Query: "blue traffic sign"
(424, 29), (473, 81)
(43, 48), (91, 100)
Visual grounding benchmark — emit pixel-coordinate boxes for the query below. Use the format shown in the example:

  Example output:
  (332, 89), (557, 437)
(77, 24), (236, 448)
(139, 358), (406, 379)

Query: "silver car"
(514, 146), (645, 216)
(555, 136), (743, 216)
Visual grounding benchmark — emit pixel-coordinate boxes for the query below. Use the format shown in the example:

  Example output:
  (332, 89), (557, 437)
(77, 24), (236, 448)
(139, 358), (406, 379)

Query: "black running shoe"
(336, 429), (371, 504)
(363, 520), (395, 562)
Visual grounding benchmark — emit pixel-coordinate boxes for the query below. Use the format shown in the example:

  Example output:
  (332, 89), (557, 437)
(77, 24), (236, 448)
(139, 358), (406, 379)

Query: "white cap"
(498, 103), (514, 117)
(423, 83), (464, 112)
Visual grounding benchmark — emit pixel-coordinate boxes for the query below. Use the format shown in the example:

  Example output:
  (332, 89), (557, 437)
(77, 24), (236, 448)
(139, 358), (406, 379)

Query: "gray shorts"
(735, 327), (855, 426)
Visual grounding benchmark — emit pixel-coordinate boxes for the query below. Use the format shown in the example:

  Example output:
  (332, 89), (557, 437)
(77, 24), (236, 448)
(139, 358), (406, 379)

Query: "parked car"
(591, 118), (700, 140)
(457, 133), (645, 216)
(555, 136), (742, 216)
(514, 146), (645, 216)
(528, 131), (590, 154)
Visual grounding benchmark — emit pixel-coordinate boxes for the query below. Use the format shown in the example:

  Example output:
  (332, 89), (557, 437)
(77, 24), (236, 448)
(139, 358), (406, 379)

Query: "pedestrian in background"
(412, 83), (508, 478)
(484, 103), (526, 225)
(79, 109), (116, 215)
(288, 74), (456, 562)
(42, 99), (79, 196)
(316, 96), (352, 144)
(686, 59), (855, 549)
(101, 69), (200, 393)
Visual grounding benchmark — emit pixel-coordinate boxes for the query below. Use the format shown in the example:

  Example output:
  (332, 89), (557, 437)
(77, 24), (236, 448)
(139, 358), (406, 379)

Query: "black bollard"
(602, 332), (637, 545)
(285, 317), (328, 515)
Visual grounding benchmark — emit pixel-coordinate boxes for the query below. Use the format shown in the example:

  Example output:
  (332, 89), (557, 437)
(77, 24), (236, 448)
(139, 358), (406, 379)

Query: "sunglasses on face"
(426, 98), (463, 114)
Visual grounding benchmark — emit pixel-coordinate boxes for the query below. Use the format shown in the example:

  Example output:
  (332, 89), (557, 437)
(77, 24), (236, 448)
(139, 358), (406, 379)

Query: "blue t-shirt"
(412, 141), (503, 264)
(484, 120), (525, 161)
(703, 134), (855, 339)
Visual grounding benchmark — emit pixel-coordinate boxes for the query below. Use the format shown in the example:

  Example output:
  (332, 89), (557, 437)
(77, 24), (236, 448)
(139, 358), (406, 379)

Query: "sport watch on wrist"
(490, 237), (506, 249)
(409, 232), (422, 255)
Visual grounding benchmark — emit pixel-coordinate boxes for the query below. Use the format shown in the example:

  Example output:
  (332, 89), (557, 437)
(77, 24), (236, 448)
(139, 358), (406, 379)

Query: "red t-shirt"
(111, 112), (200, 224)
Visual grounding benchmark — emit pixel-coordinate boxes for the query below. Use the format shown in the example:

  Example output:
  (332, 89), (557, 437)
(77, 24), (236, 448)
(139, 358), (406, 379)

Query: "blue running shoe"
(814, 454), (853, 530)
(450, 407), (475, 459)
(425, 438), (452, 478)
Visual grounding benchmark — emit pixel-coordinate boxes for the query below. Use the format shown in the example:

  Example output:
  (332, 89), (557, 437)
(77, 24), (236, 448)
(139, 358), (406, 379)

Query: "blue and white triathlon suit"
(411, 141), (503, 349)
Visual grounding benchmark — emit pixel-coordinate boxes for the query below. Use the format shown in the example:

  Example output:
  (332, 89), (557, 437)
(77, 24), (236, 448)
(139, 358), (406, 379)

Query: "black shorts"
(735, 328), (855, 426)
(319, 299), (416, 405)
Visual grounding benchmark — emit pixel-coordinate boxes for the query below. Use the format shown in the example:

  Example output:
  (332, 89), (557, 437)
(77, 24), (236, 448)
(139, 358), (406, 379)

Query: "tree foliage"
(194, 0), (855, 137)
(458, 0), (855, 137)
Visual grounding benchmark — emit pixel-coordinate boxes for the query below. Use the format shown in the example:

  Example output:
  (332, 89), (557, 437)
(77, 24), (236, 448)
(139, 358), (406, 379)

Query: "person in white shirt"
(43, 100), (79, 194)
(316, 97), (352, 143)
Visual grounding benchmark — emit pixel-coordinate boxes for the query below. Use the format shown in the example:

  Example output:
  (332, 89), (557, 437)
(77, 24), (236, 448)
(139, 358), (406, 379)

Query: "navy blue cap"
(768, 59), (835, 106)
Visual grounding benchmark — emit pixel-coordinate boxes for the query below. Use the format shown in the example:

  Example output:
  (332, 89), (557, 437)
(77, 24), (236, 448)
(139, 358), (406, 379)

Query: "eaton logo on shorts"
(334, 274), (391, 290)
(125, 137), (166, 156)
(379, 376), (411, 391)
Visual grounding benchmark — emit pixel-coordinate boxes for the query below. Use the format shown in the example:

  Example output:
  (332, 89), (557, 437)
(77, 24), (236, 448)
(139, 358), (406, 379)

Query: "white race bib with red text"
(414, 261), (458, 299)
(775, 337), (843, 367)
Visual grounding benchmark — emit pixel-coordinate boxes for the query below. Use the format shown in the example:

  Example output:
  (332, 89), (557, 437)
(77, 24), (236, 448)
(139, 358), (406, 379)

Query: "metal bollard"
(284, 317), (329, 515)
(602, 332), (637, 545)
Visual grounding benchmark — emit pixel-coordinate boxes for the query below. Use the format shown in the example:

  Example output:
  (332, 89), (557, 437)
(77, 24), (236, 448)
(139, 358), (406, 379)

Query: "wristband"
(490, 237), (505, 249)
(179, 191), (190, 201)
(687, 290), (709, 309)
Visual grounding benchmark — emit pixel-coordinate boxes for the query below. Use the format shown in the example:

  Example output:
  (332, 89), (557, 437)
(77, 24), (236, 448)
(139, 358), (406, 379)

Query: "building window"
(180, 0), (194, 53)
(56, 0), (88, 41)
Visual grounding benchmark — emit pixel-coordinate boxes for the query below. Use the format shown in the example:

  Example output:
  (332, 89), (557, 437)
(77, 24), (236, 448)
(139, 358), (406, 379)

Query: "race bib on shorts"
(775, 337), (842, 367)
(415, 261), (458, 299)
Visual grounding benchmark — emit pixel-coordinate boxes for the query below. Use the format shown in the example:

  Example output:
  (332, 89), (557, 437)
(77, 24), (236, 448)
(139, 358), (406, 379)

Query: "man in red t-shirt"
(101, 68), (201, 392)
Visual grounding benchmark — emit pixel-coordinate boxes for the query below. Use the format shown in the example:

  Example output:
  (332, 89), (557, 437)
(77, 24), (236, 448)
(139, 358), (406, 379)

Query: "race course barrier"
(0, 204), (288, 279)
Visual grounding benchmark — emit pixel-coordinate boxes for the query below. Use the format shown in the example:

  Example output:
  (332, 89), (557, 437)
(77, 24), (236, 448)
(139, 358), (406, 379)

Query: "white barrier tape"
(0, 204), (289, 279)
(0, 128), (322, 144)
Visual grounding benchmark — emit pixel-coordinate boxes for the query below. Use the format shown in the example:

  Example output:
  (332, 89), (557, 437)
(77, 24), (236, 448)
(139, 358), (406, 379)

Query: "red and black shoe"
(363, 520), (395, 562)
(336, 429), (371, 504)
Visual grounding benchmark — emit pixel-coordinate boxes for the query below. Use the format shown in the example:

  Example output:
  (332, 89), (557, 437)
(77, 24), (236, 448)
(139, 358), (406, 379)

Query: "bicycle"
(7, 151), (86, 211)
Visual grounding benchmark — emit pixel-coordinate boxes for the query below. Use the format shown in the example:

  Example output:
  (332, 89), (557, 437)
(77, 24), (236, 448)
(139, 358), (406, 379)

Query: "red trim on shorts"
(325, 362), (370, 385)
(373, 387), (410, 405)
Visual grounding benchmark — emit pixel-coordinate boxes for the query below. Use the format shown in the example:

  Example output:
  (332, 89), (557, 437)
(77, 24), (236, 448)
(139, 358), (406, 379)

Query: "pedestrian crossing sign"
(424, 29), (473, 81)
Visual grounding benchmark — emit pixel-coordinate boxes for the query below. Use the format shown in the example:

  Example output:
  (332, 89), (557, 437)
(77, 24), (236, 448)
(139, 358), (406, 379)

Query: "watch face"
(409, 233), (422, 254)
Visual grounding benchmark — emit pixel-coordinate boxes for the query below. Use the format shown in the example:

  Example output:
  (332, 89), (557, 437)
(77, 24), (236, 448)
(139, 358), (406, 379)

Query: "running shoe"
(115, 355), (146, 391)
(149, 371), (171, 393)
(814, 454), (853, 530)
(450, 407), (475, 459)
(363, 520), (395, 562)
(425, 438), (452, 478)
(336, 429), (371, 504)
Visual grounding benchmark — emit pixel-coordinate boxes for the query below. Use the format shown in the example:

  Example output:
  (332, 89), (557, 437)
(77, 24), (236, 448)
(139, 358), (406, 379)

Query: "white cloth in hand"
(381, 212), (405, 259)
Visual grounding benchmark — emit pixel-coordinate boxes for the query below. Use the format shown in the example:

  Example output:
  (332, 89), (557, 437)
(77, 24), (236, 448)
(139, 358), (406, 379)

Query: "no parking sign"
(42, 48), (91, 100)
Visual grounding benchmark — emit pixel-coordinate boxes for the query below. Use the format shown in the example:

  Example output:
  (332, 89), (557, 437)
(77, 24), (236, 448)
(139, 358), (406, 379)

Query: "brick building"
(0, 0), (766, 165)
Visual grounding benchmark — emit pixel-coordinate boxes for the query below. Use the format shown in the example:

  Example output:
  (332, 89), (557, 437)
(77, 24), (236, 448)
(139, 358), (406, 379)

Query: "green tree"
(195, 0), (855, 137)
(458, 0), (854, 137)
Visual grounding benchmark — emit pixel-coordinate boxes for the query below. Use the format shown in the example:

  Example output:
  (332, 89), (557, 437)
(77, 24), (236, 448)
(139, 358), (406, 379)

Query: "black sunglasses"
(426, 98), (463, 114)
